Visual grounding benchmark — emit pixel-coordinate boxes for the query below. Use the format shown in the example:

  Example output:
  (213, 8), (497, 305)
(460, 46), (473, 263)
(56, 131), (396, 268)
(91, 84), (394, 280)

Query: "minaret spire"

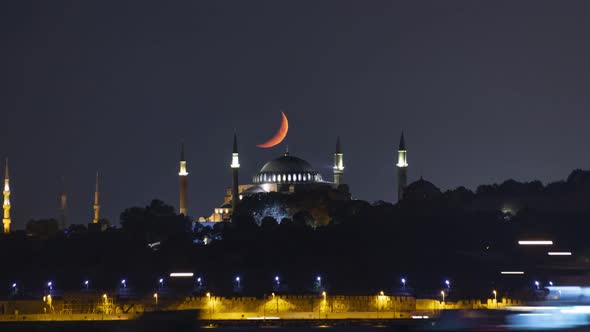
(178, 141), (188, 215)
(230, 134), (240, 215)
(396, 132), (408, 202)
(59, 176), (67, 230)
(3, 158), (11, 234)
(93, 172), (100, 224)
(333, 136), (344, 186)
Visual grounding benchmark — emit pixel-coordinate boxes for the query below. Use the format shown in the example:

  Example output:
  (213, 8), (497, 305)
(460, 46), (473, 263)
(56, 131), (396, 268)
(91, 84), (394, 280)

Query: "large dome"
(253, 153), (322, 184)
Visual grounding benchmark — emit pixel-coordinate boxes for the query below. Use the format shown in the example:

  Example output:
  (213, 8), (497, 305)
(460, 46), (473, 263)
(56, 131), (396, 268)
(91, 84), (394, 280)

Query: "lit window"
(288, 174), (292, 181)
(298, 174), (301, 181)
(264, 174), (267, 182)
(225, 208), (229, 213)
(283, 174), (286, 181)
(272, 174), (276, 182)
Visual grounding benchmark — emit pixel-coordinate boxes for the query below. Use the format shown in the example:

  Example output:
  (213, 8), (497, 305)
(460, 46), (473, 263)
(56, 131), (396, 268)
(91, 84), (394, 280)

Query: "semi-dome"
(253, 152), (322, 184)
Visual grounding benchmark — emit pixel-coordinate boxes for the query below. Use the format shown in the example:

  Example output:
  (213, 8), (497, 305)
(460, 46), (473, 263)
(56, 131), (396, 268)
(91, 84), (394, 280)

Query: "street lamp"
(47, 281), (53, 290)
(549, 281), (554, 286)
(401, 278), (406, 289)
(534, 281), (540, 289)
(84, 280), (89, 290)
(121, 279), (127, 288)
(441, 290), (445, 303)
(275, 276), (280, 286)
(317, 276), (322, 287)
(493, 290), (497, 303)
(445, 280), (450, 289)
(153, 293), (158, 306)
(11, 283), (17, 295)
(235, 276), (241, 289)
(158, 278), (164, 289)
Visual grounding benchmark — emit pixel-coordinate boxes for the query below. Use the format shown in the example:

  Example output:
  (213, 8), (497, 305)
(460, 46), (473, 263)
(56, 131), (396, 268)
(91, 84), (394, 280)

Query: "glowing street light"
(275, 276), (280, 286)
(445, 280), (450, 289)
(493, 290), (497, 302)
(534, 281), (540, 289)
(158, 278), (164, 289)
(153, 293), (158, 306)
(197, 277), (203, 288)
(235, 276), (241, 289)
(549, 281), (554, 286)
(518, 240), (553, 245)
(121, 279), (127, 288)
(84, 280), (89, 290)
(441, 290), (445, 303)
(47, 281), (53, 290)
(401, 278), (406, 289)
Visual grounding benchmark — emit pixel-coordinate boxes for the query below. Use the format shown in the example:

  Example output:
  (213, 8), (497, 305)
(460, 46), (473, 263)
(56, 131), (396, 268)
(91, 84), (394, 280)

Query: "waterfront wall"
(0, 295), (523, 321)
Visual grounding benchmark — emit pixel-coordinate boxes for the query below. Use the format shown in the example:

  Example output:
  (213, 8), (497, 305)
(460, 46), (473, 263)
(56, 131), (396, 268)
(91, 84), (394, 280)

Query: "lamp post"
(11, 283), (17, 295)
(84, 280), (89, 291)
(197, 277), (203, 289)
(445, 280), (450, 289)
(441, 290), (445, 305)
(534, 281), (540, 290)
(235, 276), (241, 290)
(320, 291), (327, 319)
(158, 278), (164, 290)
(272, 292), (279, 313)
(121, 279), (127, 288)
(153, 293), (158, 308)
(206, 292), (213, 320)
(401, 278), (406, 290)
(317, 276), (322, 289)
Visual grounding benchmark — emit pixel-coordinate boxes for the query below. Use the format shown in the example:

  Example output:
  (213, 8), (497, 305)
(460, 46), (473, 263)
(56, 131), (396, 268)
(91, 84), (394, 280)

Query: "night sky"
(2, 1), (590, 229)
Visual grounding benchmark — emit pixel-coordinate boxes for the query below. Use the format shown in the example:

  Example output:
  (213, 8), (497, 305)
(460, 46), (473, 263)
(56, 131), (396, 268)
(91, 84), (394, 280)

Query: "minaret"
(3, 159), (11, 234)
(333, 136), (344, 186)
(230, 134), (240, 214)
(396, 132), (408, 201)
(93, 172), (100, 224)
(59, 177), (67, 230)
(178, 142), (188, 215)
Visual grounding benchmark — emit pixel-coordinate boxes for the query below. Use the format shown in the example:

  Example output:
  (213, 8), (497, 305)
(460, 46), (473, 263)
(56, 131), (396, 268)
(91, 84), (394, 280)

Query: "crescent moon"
(256, 112), (289, 148)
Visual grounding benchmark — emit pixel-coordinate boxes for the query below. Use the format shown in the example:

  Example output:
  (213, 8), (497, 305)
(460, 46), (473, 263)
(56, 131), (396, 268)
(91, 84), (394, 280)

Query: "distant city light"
(501, 271), (525, 275)
(518, 240), (553, 245)
(169, 272), (194, 277)
(548, 252), (572, 256)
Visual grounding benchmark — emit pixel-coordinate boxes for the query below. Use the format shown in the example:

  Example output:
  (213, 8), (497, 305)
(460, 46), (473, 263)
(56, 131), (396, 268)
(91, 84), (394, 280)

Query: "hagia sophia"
(190, 132), (411, 223)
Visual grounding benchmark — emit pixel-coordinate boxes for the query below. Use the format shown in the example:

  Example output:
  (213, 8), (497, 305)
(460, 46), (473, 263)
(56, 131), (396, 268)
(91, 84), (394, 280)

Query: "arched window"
(287, 174), (291, 182)
(297, 174), (301, 181)
(272, 174), (276, 182)
(263, 174), (267, 182)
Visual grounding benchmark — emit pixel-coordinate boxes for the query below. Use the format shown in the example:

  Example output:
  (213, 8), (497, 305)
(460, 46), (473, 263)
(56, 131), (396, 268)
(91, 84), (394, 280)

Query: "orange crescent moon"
(256, 112), (289, 148)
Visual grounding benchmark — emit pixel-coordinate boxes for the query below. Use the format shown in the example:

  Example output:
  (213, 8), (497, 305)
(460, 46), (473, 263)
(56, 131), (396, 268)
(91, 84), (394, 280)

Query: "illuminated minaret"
(230, 134), (240, 213)
(333, 136), (344, 186)
(93, 172), (100, 224)
(396, 132), (408, 201)
(178, 142), (188, 215)
(59, 177), (67, 230)
(2, 159), (11, 234)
